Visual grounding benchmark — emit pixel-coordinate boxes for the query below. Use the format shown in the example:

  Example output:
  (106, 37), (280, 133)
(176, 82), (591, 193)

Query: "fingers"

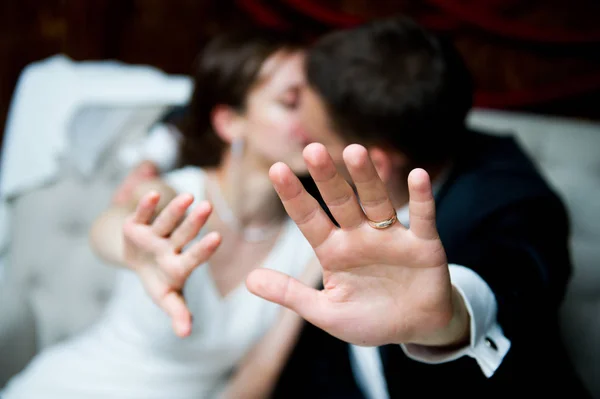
(152, 194), (194, 237)
(179, 232), (221, 274)
(170, 201), (213, 252)
(269, 162), (335, 249)
(407, 168), (439, 240)
(303, 144), (364, 229)
(138, 269), (192, 337)
(246, 268), (325, 326)
(161, 231), (221, 336)
(161, 291), (193, 338)
(343, 145), (398, 227)
(132, 191), (160, 224)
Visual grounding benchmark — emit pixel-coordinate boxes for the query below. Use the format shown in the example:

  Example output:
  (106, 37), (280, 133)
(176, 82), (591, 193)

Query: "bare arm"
(219, 259), (322, 399)
(89, 206), (132, 266)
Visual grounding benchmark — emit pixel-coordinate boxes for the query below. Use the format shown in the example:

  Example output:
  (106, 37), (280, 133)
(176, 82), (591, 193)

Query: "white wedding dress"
(1, 167), (315, 399)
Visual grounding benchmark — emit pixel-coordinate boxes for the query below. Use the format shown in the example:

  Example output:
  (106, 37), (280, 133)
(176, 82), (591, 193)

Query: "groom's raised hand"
(247, 143), (469, 347)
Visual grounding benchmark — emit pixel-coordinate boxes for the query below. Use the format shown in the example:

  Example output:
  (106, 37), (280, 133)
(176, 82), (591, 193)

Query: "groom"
(247, 16), (591, 398)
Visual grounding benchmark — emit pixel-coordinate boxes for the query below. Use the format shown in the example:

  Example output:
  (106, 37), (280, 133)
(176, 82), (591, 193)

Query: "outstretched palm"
(123, 192), (221, 337)
(247, 143), (465, 347)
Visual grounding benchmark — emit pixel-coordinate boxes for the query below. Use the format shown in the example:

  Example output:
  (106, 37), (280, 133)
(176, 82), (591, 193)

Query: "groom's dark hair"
(306, 16), (474, 167)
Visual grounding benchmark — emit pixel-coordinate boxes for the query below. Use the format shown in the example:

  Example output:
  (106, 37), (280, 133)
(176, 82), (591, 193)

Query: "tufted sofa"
(0, 108), (599, 396)
(0, 105), (169, 387)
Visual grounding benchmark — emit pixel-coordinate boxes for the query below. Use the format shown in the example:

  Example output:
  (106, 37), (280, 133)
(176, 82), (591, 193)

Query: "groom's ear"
(368, 146), (407, 183)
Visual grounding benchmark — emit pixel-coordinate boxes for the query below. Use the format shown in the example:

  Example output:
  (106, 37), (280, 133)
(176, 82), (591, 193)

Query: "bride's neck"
(210, 150), (287, 229)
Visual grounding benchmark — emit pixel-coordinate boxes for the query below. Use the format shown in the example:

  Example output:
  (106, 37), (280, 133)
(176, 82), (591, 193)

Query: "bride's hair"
(178, 28), (303, 167)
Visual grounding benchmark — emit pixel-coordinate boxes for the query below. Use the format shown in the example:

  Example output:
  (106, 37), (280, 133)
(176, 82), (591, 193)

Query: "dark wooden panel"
(2, 0), (599, 151)
(0, 0), (239, 149)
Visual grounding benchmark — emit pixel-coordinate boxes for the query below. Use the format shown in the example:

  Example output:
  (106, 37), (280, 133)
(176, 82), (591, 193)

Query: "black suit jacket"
(272, 132), (591, 398)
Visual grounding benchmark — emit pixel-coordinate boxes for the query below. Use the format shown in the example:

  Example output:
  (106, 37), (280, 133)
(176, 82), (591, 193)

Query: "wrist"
(443, 286), (471, 347)
(409, 286), (471, 348)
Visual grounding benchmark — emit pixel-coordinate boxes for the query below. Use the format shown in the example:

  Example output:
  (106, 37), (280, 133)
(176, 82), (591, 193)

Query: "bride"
(2, 28), (320, 399)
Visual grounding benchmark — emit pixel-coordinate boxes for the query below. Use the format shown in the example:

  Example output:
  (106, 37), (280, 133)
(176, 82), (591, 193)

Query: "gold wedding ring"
(367, 211), (398, 230)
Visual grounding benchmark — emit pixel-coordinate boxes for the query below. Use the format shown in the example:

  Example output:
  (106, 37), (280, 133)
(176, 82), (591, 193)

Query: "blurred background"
(2, 0), (600, 149)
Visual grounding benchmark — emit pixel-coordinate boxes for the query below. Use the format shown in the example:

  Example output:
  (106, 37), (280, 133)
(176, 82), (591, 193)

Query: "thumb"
(246, 268), (324, 324)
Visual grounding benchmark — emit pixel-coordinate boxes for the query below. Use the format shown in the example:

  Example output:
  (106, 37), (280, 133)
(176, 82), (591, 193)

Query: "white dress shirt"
(350, 203), (511, 399)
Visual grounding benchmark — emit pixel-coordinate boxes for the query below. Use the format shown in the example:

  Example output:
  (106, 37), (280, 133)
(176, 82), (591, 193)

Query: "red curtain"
(237, 0), (600, 113)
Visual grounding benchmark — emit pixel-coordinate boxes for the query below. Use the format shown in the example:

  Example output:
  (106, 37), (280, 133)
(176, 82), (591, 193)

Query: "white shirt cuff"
(400, 264), (511, 377)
